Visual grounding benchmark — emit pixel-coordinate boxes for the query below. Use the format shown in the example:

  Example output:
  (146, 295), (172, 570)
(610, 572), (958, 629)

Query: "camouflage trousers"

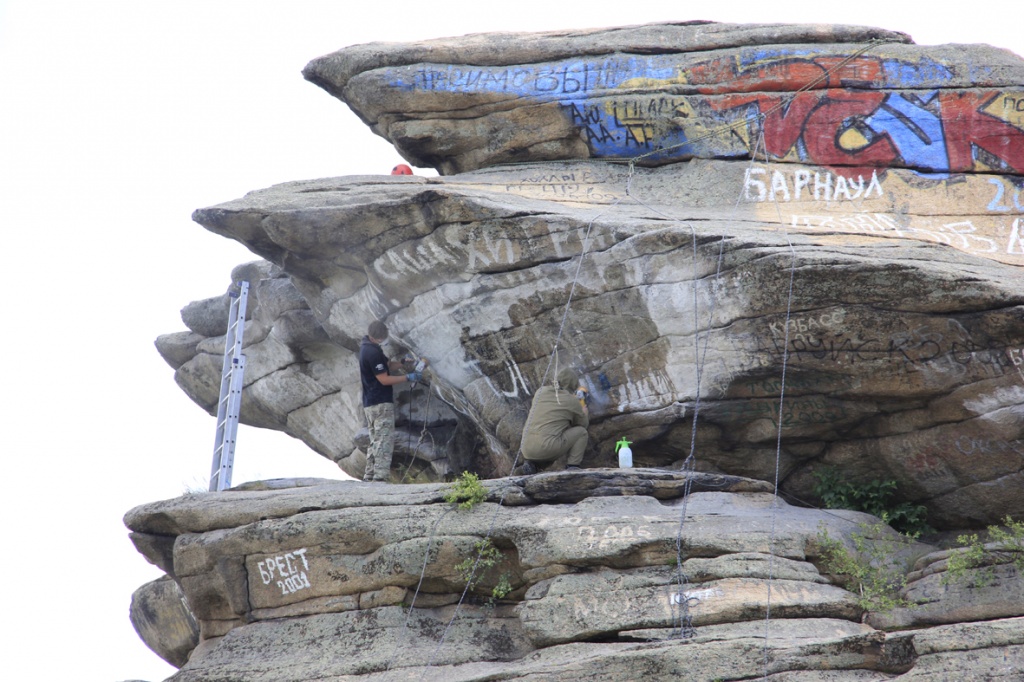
(363, 402), (395, 482)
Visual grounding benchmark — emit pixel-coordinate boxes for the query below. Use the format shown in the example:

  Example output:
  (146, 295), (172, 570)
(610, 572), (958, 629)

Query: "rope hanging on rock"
(399, 36), (900, 678)
(752, 123), (800, 678)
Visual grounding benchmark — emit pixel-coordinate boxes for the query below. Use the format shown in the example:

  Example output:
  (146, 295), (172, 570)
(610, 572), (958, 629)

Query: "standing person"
(520, 367), (589, 473)
(359, 320), (421, 482)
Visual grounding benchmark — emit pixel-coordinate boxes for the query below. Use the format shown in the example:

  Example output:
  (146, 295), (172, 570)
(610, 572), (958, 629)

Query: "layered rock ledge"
(164, 154), (1024, 528)
(303, 21), (1024, 174)
(157, 22), (1024, 528)
(125, 472), (1024, 680)
(141, 17), (1024, 681)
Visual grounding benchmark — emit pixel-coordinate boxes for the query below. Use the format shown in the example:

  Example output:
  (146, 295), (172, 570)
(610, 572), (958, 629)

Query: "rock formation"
(158, 21), (1024, 530)
(140, 20), (1024, 678)
(126, 472), (1024, 680)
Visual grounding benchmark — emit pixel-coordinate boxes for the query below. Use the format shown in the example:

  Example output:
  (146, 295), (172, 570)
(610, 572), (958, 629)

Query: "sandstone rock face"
(158, 21), (1024, 530)
(304, 22), (1024, 175)
(171, 165), (1024, 527)
(130, 577), (200, 668)
(124, 473), (1024, 680)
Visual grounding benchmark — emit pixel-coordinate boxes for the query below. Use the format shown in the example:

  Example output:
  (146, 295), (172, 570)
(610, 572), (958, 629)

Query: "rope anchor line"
(391, 36), (900, 680)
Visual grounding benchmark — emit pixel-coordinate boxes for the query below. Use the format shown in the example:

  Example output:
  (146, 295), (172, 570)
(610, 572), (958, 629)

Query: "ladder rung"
(210, 280), (249, 492)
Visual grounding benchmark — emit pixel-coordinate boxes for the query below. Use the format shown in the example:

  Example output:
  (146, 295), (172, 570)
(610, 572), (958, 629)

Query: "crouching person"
(519, 368), (589, 473)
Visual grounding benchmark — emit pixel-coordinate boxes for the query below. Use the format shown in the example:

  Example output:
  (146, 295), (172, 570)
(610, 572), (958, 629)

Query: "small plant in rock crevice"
(443, 471), (488, 510)
(815, 521), (913, 613)
(455, 537), (514, 604)
(942, 516), (1024, 587)
(813, 468), (931, 537)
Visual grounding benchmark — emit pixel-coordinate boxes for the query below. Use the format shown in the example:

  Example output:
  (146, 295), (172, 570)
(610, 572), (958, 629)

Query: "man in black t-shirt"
(359, 320), (421, 482)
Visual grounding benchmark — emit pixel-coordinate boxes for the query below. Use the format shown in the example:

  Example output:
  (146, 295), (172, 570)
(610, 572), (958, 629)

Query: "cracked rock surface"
(165, 157), (1024, 528)
(157, 20), (1024, 526)
(125, 472), (1024, 680)
(141, 19), (1024, 681)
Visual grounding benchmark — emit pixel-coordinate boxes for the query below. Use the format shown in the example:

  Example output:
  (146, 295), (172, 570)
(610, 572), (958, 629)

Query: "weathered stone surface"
(305, 22), (911, 93)
(891, 617), (1024, 681)
(167, 605), (533, 681)
(156, 262), (464, 480)
(126, 472), (1024, 680)
(129, 577), (200, 668)
(304, 23), (1024, 175)
(139, 17), (1024, 682)
(519, 568), (860, 646)
(124, 477), (856, 677)
(868, 547), (1024, 630)
(164, 22), (1024, 528)
(175, 156), (1024, 526)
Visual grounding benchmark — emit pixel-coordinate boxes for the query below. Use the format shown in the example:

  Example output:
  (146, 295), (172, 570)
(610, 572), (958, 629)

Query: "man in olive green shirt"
(520, 367), (589, 472)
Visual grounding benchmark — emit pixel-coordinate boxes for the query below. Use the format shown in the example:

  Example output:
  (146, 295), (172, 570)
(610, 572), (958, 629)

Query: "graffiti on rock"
(256, 548), (312, 597)
(391, 50), (1024, 172)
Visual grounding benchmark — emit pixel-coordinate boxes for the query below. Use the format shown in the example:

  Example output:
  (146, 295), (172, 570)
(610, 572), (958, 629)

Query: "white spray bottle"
(615, 438), (633, 468)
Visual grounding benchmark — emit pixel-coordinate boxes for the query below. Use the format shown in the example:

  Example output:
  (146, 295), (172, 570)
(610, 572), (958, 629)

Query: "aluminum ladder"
(209, 281), (249, 491)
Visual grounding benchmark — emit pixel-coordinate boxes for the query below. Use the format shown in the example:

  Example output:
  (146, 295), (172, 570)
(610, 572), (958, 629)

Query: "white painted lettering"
(794, 169), (811, 200)
(256, 548), (313, 594)
(833, 174), (852, 201)
(769, 170), (790, 202)
(865, 170), (883, 198)
(745, 168), (767, 201)
(671, 587), (724, 604)
(1009, 218), (1024, 255)
(813, 172), (831, 201)
(848, 175), (865, 199)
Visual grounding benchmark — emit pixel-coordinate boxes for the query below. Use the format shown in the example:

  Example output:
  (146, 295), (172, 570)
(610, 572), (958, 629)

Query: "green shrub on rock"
(813, 469), (930, 537)
(444, 471), (488, 510)
(455, 537), (513, 604)
(942, 516), (1024, 587)
(816, 522), (913, 613)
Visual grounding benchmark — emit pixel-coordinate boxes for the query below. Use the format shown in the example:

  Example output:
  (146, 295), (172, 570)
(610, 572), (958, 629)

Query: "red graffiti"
(682, 52), (1024, 172)
(720, 92), (817, 157)
(802, 90), (895, 167)
(709, 87), (1024, 173)
(939, 91), (1024, 173)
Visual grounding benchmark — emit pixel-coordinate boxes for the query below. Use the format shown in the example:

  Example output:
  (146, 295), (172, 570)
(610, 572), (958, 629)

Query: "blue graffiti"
(864, 91), (949, 172)
(739, 47), (815, 67)
(392, 55), (678, 98)
(560, 97), (696, 159)
(386, 50), (965, 164)
(882, 58), (954, 88)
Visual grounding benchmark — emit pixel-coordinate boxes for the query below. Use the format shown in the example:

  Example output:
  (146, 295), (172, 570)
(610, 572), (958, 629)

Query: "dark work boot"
(517, 461), (537, 476)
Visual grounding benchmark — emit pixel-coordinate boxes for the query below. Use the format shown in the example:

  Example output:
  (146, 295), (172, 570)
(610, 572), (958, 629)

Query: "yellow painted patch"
(777, 147), (802, 164)
(611, 72), (691, 149)
(618, 73), (687, 90)
(837, 127), (870, 151)
(983, 91), (1024, 130)
(670, 98), (747, 150)
(973, 158), (1001, 173)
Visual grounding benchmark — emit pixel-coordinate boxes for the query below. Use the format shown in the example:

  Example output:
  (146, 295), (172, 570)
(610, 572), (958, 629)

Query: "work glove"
(407, 372), (422, 383)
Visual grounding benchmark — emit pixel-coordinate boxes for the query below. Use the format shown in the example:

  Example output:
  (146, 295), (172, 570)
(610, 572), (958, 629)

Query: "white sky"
(1, 1), (1020, 680)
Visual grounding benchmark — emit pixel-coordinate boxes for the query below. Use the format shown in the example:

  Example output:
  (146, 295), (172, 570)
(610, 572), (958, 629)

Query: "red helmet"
(391, 164), (413, 175)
